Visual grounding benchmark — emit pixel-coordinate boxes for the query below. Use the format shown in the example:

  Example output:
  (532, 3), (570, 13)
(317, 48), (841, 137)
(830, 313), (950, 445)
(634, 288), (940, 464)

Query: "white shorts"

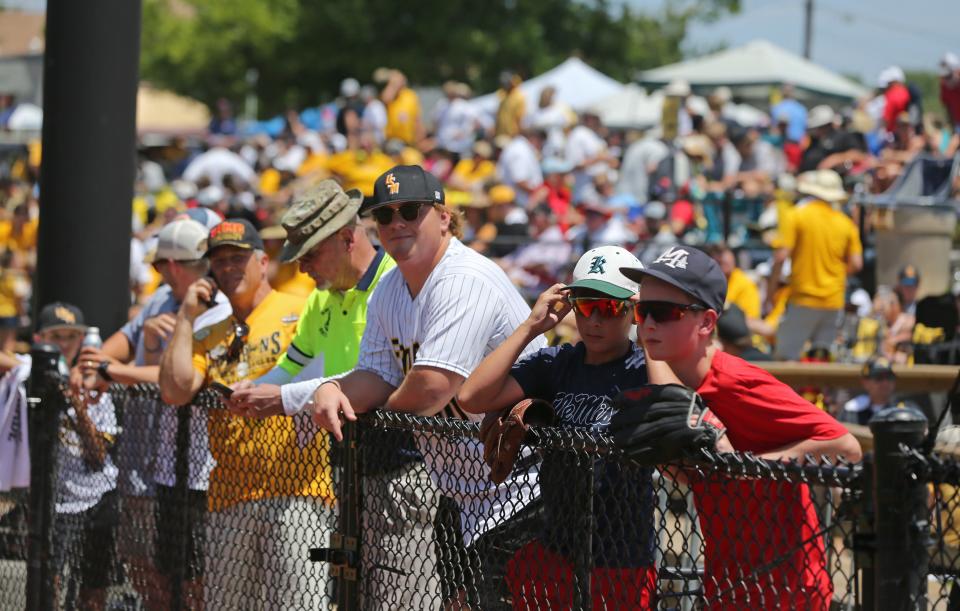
(204, 496), (334, 608)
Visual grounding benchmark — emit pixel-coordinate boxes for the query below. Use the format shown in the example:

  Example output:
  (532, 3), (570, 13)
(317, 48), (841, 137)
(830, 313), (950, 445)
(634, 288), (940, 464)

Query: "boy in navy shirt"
(460, 246), (657, 609)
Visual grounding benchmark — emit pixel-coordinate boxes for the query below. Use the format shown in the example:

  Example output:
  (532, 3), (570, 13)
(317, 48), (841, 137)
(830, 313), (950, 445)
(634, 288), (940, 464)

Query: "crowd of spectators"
(0, 51), (958, 609)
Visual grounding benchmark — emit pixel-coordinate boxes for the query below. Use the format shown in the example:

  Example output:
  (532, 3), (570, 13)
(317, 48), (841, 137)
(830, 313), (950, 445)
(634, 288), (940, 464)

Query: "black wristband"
(97, 360), (114, 382)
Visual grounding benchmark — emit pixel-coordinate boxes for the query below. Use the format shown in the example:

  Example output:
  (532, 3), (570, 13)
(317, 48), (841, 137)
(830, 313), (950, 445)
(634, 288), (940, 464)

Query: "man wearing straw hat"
(769, 169), (863, 360)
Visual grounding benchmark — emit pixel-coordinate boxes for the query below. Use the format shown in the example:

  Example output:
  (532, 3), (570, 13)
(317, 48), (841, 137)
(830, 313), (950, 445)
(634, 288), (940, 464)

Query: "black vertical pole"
(35, 0), (142, 336)
(338, 421), (361, 610)
(571, 456), (594, 611)
(170, 403), (192, 611)
(26, 343), (63, 611)
(869, 406), (929, 609)
(803, 0), (814, 59)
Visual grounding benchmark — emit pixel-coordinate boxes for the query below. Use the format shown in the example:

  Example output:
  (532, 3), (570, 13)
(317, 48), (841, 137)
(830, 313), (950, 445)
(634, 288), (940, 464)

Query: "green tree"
(140, 0), (740, 116)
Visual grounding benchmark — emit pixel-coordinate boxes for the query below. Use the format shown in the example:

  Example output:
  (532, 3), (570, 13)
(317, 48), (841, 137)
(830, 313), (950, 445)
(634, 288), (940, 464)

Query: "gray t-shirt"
(118, 284), (230, 493)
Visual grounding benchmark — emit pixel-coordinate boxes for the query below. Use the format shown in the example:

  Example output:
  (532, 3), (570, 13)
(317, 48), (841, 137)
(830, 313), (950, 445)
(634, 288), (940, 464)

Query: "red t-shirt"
(691, 350), (848, 610)
(883, 83), (911, 132)
(941, 79), (960, 128)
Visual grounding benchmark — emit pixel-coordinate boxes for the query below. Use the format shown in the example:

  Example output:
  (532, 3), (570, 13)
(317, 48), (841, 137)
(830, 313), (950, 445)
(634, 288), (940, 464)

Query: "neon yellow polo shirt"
(277, 249), (395, 379)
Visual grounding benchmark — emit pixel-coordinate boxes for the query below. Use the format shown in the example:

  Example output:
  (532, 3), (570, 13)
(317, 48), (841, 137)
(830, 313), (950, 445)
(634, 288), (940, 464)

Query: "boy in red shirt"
(616, 246), (862, 610)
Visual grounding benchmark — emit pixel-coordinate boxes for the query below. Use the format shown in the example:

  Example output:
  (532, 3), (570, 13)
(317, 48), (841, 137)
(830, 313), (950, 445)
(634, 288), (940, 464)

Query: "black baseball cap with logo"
(620, 246), (727, 312)
(36, 302), (87, 333)
(861, 357), (895, 379)
(362, 165), (445, 216)
(205, 218), (265, 257)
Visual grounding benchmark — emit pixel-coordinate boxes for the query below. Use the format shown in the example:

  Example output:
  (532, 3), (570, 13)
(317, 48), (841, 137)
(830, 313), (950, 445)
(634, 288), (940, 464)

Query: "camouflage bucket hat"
(280, 179), (364, 263)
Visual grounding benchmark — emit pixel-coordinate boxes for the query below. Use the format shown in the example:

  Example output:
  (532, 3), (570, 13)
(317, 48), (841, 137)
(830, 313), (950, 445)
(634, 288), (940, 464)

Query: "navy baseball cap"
(621, 246), (727, 312)
(363, 165), (445, 216)
(205, 218), (264, 257)
(861, 357), (895, 379)
(36, 302), (86, 333)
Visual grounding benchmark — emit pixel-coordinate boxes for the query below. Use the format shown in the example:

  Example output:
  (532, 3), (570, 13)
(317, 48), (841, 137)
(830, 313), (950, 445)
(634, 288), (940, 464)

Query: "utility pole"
(803, 0), (814, 59)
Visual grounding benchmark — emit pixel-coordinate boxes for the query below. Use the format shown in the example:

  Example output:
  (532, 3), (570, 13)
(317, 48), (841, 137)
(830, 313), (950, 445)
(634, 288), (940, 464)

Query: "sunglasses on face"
(568, 297), (631, 319)
(634, 300), (707, 324)
(223, 322), (249, 363)
(372, 202), (430, 226)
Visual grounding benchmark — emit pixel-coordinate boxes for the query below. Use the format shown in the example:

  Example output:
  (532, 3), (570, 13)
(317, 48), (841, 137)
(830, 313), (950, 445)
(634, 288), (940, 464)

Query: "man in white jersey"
(283, 165), (546, 609)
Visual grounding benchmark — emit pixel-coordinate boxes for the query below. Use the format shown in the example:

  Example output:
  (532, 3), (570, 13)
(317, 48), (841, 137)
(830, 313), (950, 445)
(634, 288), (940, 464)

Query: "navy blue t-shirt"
(511, 341), (655, 568)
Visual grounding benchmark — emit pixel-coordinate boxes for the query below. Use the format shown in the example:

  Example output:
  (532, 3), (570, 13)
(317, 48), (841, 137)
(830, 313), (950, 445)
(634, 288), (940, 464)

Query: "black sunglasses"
(371, 202), (430, 226)
(634, 300), (707, 324)
(223, 322), (249, 363)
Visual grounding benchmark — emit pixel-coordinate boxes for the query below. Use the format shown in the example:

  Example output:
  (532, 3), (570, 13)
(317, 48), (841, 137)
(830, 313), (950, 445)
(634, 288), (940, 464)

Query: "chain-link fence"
(4, 350), (959, 610)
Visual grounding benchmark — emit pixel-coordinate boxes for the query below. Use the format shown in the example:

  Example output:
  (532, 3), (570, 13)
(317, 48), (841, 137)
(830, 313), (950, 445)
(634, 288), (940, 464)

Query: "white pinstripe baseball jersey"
(358, 237), (547, 543)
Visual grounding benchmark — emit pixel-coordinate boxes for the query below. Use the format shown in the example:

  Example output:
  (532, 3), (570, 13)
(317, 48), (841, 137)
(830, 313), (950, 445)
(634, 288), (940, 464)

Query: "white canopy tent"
(470, 57), (624, 116)
(638, 40), (869, 103)
(589, 84), (768, 130)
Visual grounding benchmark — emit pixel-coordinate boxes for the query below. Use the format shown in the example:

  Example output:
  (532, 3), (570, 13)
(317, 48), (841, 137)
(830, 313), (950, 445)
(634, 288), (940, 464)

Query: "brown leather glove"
(478, 398), (556, 484)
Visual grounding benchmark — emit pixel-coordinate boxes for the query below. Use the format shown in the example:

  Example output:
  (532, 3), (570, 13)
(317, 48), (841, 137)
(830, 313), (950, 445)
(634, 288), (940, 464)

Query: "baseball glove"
(479, 398), (556, 484)
(608, 384), (723, 465)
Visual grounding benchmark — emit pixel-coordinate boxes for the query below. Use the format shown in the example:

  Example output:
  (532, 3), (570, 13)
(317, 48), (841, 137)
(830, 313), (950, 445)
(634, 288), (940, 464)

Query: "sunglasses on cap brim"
(634, 300), (708, 324)
(568, 297), (632, 319)
(371, 202), (432, 225)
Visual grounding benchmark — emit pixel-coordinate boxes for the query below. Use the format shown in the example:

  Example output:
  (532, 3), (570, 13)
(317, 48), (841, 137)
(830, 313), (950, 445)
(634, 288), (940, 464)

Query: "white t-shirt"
(435, 98), (481, 157)
(56, 387), (119, 514)
(362, 99), (388, 144)
(0, 358), (30, 491)
(357, 238), (547, 544)
(496, 136), (543, 205)
(564, 125), (607, 201)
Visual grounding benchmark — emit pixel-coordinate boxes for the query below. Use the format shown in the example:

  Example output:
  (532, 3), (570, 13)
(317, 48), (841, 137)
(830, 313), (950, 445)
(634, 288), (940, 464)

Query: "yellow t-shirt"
(0, 270), (24, 318)
(782, 200), (862, 310)
(385, 87), (421, 144)
(272, 263), (316, 298)
(191, 290), (332, 511)
(0, 219), (38, 254)
(726, 267), (761, 320)
(324, 150), (395, 196)
(768, 197), (795, 249)
(451, 158), (496, 187)
(495, 87), (526, 138)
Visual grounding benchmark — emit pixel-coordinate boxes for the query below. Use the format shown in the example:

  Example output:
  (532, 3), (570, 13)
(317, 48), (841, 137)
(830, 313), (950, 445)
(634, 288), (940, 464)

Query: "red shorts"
(505, 539), (657, 610)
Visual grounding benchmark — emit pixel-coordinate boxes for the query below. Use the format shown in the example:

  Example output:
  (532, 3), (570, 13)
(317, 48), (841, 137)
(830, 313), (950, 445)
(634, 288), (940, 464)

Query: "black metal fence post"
(338, 421), (361, 610)
(25, 343), (63, 611)
(312, 421), (361, 610)
(170, 402), (192, 611)
(571, 456), (594, 611)
(853, 452), (876, 611)
(869, 406), (930, 609)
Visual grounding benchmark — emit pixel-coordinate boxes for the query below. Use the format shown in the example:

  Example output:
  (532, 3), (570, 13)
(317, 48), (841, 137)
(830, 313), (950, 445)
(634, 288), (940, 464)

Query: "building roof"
(0, 11), (45, 58)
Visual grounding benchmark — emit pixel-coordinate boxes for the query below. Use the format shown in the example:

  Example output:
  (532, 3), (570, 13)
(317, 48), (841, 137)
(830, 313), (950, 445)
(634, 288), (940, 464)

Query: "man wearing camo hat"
(226, 179), (442, 609)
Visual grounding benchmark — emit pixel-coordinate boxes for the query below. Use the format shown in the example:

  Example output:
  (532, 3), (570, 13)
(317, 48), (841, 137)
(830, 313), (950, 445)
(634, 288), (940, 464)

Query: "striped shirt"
(358, 237), (547, 543)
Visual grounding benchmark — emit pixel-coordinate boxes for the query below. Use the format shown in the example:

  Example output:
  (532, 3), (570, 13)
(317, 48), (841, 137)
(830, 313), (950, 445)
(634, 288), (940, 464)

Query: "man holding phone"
(158, 218), (330, 608)
(72, 216), (231, 607)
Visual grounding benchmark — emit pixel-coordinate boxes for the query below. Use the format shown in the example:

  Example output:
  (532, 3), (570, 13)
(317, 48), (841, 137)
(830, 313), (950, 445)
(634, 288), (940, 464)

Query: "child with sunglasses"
(617, 245), (862, 610)
(459, 246), (658, 609)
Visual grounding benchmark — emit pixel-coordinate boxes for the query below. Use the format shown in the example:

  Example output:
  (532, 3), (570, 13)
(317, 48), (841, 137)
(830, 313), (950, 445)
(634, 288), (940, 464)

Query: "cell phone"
(202, 273), (219, 308)
(209, 381), (234, 398)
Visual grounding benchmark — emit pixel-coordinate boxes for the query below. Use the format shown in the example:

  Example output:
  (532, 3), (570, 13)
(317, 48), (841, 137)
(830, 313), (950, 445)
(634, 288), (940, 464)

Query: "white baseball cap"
(566, 246), (642, 299)
(147, 219), (208, 263)
(941, 52), (960, 75)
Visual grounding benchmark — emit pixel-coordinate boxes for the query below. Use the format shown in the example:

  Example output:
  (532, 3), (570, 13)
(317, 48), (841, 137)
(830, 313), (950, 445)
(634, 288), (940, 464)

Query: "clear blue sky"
(678, 0), (959, 83)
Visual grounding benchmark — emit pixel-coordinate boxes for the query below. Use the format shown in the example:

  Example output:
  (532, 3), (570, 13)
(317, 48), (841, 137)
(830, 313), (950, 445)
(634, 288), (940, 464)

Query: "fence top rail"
(362, 410), (862, 486)
(38, 378), (863, 486)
